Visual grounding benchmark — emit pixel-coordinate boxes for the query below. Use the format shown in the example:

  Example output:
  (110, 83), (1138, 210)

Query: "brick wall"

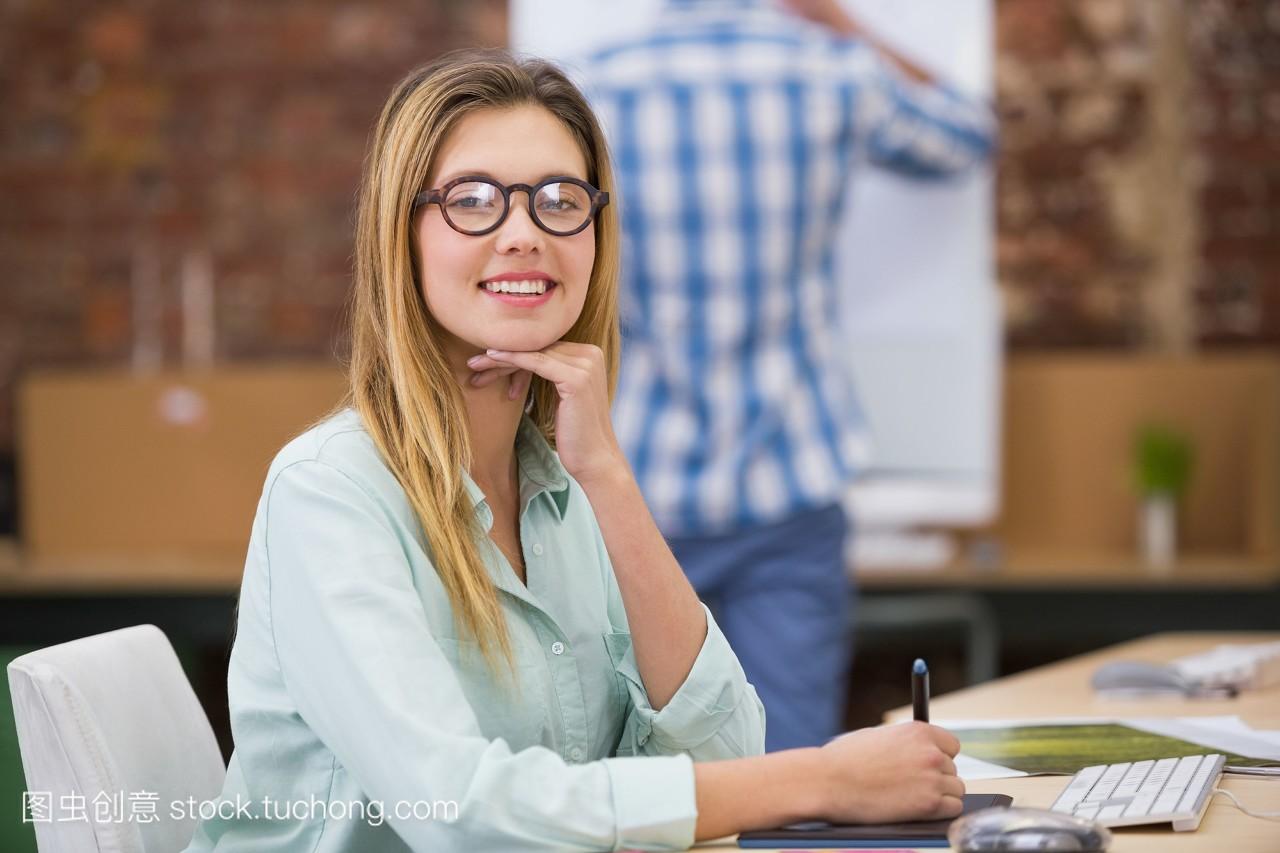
(0, 0), (506, 464)
(0, 0), (1277, 497)
(997, 0), (1280, 349)
(1188, 0), (1280, 345)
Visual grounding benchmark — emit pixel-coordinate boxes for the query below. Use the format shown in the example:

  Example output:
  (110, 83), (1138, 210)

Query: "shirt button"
(531, 543), (544, 556)
(569, 747), (584, 761)
(550, 641), (565, 656)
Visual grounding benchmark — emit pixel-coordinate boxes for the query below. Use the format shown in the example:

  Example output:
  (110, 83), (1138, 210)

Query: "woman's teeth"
(483, 279), (549, 295)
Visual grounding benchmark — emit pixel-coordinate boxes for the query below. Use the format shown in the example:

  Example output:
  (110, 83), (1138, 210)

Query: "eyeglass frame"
(412, 175), (610, 237)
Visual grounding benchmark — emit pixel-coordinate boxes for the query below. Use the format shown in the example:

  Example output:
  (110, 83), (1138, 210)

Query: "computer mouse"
(948, 806), (1111, 852)
(1090, 660), (1194, 695)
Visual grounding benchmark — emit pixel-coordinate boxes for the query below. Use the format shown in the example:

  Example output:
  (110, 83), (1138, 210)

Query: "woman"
(184, 50), (965, 853)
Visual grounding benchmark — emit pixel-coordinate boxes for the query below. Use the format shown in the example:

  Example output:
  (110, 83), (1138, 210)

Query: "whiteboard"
(511, 0), (1001, 529)
(834, 0), (1001, 528)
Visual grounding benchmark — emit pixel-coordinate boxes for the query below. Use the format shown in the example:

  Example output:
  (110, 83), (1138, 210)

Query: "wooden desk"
(856, 550), (1280, 589)
(699, 632), (1280, 852)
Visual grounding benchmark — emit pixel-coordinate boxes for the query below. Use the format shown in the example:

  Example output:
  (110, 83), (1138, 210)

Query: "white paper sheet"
(1125, 716), (1280, 762)
(954, 753), (1029, 781)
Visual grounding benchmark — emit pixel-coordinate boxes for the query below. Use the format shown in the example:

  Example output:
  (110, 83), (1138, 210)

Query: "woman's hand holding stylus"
(692, 722), (965, 841)
(818, 722), (966, 823)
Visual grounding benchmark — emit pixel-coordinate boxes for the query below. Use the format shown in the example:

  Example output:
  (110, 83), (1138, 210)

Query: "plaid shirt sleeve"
(840, 39), (997, 177)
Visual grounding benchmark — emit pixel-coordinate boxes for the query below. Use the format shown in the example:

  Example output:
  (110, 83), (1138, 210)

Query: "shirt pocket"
(435, 637), (547, 752)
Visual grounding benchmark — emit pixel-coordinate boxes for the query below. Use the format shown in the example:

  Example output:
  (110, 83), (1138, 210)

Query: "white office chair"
(7, 624), (227, 853)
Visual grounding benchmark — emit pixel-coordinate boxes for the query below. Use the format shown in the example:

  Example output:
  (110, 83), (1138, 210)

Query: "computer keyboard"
(1173, 641), (1280, 690)
(1050, 754), (1225, 831)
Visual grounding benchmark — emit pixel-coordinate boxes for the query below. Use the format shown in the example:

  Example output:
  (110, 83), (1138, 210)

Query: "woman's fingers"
(468, 365), (520, 387)
(482, 349), (584, 389)
(493, 349), (592, 374)
(466, 354), (506, 372)
(508, 369), (531, 401)
(938, 793), (966, 818)
(930, 727), (962, 758)
(939, 772), (966, 800)
(544, 342), (600, 370)
(465, 347), (588, 399)
(467, 343), (599, 377)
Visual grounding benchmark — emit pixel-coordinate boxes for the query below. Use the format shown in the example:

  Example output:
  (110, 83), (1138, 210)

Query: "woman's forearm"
(693, 748), (828, 841)
(577, 462), (707, 709)
(694, 724), (970, 839)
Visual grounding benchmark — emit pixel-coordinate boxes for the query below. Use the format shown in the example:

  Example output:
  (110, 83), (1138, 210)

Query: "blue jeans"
(666, 504), (854, 752)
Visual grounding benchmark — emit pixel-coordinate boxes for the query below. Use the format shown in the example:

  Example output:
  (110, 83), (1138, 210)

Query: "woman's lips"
(478, 281), (557, 307)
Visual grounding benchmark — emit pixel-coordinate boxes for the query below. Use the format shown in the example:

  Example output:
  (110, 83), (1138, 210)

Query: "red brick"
(83, 7), (149, 66)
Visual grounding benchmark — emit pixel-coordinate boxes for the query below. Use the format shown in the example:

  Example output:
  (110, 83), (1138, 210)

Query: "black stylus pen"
(912, 658), (930, 723)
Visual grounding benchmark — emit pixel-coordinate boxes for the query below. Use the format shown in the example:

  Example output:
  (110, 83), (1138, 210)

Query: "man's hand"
(779, 0), (935, 84)
(779, 0), (862, 37)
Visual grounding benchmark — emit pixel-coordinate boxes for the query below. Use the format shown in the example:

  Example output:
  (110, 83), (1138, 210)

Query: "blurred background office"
(1, 0), (1278, 849)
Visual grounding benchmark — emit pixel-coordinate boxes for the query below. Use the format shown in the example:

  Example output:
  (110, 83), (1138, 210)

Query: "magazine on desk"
(944, 716), (1280, 779)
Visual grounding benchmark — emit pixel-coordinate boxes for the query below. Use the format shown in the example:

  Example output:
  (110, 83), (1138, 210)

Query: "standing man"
(582, 0), (995, 751)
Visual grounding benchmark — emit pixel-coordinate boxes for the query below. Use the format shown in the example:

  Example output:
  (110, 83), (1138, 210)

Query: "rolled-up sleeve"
(594, 506), (767, 762)
(606, 605), (767, 761)
(266, 459), (699, 852)
(843, 40), (996, 177)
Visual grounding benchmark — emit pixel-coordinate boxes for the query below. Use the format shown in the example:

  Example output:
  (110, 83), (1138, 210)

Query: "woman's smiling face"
(414, 105), (596, 361)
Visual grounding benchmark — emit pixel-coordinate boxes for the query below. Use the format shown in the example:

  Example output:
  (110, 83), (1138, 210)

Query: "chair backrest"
(7, 625), (227, 853)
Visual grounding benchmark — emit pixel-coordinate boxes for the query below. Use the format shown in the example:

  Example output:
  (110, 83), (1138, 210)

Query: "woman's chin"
(480, 329), (567, 353)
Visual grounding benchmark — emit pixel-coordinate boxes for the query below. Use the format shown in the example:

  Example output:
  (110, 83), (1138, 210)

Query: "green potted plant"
(1132, 424), (1194, 571)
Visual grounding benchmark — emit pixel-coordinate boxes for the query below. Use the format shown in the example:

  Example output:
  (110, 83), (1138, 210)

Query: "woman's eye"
(450, 196), (494, 209)
(539, 198), (581, 211)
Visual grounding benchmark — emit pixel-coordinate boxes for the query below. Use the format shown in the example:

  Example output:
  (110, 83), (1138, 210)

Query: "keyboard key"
(1175, 755), (1222, 815)
(1113, 761), (1154, 798)
(1152, 756), (1202, 814)
(1141, 757), (1178, 791)
(1051, 765), (1106, 812)
(1083, 762), (1131, 803)
(1123, 791), (1158, 817)
(1074, 804), (1100, 821)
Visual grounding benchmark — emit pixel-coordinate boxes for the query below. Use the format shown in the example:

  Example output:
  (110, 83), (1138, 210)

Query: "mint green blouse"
(183, 408), (765, 852)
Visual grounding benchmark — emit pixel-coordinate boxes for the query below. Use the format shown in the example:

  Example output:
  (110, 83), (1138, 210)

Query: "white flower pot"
(1140, 493), (1177, 571)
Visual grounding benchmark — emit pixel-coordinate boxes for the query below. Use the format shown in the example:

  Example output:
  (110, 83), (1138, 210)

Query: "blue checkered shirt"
(580, 0), (996, 536)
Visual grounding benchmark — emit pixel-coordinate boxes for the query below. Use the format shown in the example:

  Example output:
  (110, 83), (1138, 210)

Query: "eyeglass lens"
(443, 180), (593, 234)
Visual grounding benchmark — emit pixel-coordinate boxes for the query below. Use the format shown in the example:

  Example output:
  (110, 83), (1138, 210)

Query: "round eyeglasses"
(412, 175), (609, 237)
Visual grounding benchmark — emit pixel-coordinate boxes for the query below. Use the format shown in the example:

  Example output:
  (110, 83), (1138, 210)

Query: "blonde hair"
(340, 49), (621, 672)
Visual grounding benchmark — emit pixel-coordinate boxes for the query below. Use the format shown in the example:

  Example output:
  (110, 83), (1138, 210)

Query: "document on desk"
(954, 752), (1029, 780)
(1127, 716), (1280, 768)
(936, 716), (1280, 777)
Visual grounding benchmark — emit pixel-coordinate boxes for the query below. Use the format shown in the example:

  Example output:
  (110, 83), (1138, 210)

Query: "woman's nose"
(494, 193), (544, 253)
